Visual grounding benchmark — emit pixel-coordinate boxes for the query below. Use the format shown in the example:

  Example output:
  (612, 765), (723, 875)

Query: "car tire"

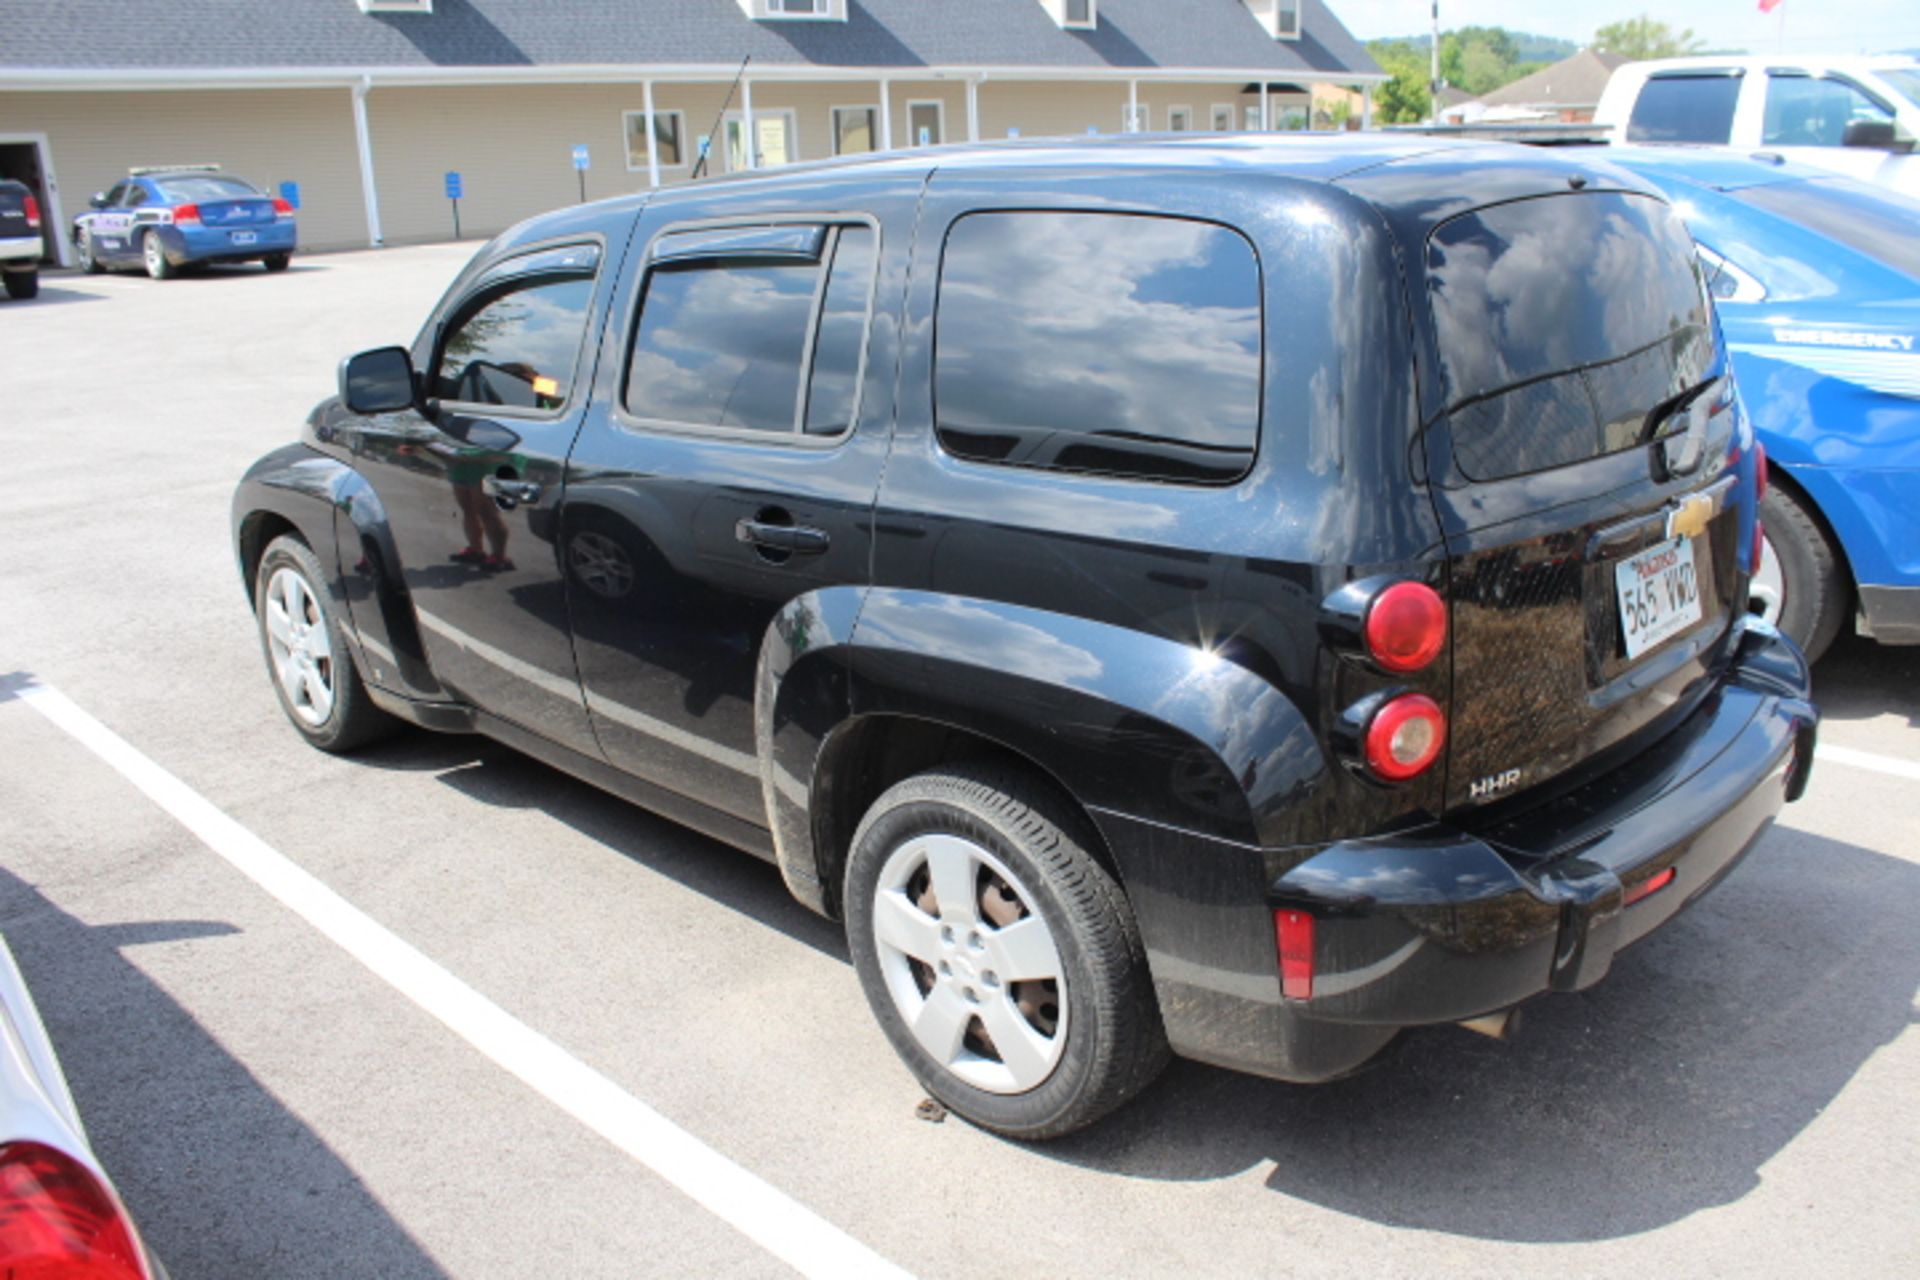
(1753, 485), (1846, 664)
(142, 231), (174, 280)
(75, 230), (103, 275)
(262, 252), (291, 272)
(844, 764), (1169, 1139)
(254, 534), (398, 753)
(2, 268), (38, 300)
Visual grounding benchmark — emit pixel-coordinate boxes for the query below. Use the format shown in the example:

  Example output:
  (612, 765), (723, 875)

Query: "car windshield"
(1727, 177), (1920, 285)
(1876, 67), (1920, 111)
(151, 174), (262, 202)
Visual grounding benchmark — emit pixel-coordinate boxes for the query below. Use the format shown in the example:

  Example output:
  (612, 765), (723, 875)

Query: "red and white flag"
(1759, 0), (1785, 13)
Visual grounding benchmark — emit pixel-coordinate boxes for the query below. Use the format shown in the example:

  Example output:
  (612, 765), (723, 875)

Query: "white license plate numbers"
(230, 230), (257, 245)
(1616, 536), (1701, 660)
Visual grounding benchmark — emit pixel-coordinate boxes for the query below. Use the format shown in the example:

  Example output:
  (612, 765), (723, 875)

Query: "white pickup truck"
(1594, 56), (1920, 200)
(0, 178), (42, 300)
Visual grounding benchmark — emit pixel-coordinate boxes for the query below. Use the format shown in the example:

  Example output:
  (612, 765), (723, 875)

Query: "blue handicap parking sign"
(278, 181), (300, 209)
(444, 171), (464, 200)
(572, 144), (591, 171)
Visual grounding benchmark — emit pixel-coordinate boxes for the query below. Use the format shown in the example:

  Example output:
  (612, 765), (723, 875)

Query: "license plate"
(1616, 536), (1701, 660)
(230, 230), (257, 245)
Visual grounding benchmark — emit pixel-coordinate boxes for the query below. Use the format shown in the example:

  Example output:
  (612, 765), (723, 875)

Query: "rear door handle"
(481, 475), (543, 506)
(735, 519), (830, 555)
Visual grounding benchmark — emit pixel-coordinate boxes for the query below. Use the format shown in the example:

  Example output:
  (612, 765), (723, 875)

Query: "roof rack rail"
(128, 164), (223, 176)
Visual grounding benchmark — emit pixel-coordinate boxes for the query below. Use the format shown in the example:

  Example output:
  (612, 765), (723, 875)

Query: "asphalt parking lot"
(3, 247), (1917, 1278)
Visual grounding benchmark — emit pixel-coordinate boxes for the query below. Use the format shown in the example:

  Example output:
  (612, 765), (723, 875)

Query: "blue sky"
(1337, 0), (1920, 56)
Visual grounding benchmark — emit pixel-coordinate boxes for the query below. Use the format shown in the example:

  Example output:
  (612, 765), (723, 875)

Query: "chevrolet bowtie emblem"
(1665, 491), (1716, 540)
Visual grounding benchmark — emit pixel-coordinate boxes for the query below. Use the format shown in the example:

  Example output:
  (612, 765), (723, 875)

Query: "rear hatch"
(1419, 189), (1750, 812)
(191, 197), (276, 228)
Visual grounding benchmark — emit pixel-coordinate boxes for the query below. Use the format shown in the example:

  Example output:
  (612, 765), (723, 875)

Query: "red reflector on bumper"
(1625, 867), (1676, 906)
(1275, 909), (1315, 999)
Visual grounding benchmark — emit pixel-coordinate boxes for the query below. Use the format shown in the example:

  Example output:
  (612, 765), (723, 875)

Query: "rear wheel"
(1752, 485), (1846, 663)
(1, 268), (38, 300)
(142, 231), (174, 280)
(845, 764), (1169, 1139)
(263, 252), (291, 272)
(75, 229), (102, 274)
(254, 534), (397, 753)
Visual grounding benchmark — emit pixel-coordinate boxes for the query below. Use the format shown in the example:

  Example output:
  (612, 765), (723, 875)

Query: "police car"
(72, 166), (295, 279)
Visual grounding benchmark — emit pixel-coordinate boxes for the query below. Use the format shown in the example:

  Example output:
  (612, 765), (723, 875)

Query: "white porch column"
(1361, 83), (1374, 131)
(1128, 78), (1139, 132)
(741, 75), (756, 169)
(879, 78), (893, 150)
(643, 79), (662, 188)
(1260, 82), (1271, 131)
(966, 76), (980, 142)
(351, 77), (384, 247)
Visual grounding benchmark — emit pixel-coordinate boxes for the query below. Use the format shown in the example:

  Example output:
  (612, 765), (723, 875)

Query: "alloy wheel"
(263, 566), (337, 727)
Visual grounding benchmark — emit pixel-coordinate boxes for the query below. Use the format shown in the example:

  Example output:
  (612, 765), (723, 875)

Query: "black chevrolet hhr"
(233, 136), (1817, 1138)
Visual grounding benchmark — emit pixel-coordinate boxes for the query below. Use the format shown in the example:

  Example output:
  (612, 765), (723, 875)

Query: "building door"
(908, 101), (944, 146)
(724, 110), (798, 171)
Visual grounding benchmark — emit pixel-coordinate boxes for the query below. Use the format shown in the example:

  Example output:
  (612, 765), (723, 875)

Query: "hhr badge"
(1471, 768), (1522, 801)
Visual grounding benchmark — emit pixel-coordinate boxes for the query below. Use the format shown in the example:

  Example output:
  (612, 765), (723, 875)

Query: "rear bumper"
(160, 223), (296, 263)
(1095, 618), (1817, 1083)
(0, 234), (40, 265)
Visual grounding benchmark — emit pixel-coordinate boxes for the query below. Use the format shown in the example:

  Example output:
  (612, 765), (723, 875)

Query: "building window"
(1244, 104), (1263, 130)
(1212, 104), (1234, 131)
(1276, 2), (1301, 40)
(1063, 0), (1096, 28)
(834, 106), (880, 154)
(358, 1), (433, 13)
(908, 101), (945, 147)
(625, 110), (686, 169)
(765, 0), (832, 16)
(935, 211), (1263, 485)
(1168, 106), (1193, 132)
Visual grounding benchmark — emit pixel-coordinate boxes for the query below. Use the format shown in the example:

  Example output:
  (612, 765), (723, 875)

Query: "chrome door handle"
(482, 476), (542, 506)
(735, 519), (830, 555)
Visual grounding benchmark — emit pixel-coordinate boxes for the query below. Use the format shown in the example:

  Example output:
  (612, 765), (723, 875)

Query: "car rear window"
(1427, 192), (1716, 481)
(934, 211), (1262, 485)
(151, 175), (262, 202)
(1727, 178), (1920, 285)
(1627, 75), (1741, 144)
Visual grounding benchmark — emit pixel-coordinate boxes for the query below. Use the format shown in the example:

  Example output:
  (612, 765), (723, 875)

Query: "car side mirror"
(1842, 119), (1898, 150)
(340, 346), (418, 415)
(89, 192), (108, 209)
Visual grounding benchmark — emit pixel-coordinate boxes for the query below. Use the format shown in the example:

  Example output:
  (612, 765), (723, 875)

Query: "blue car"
(71, 166), (295, 280)
(1609, 146), (1920, 661)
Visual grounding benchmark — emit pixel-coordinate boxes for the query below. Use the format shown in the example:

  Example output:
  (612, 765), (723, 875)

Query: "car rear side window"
(624, 224), (876, 436)
(934, 211), (1261, 485)
(1427, 193), (1716, 481)
(434, 246), (601, 413)
(1627, 75), (1741, 143)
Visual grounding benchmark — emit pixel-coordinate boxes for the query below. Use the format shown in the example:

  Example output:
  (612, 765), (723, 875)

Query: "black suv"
(234, 137), (1817, 1138)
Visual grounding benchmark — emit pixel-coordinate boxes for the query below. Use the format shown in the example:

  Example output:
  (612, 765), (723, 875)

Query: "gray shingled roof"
(2, 1), (1380, 78)
(1475, 49), (1628, 109)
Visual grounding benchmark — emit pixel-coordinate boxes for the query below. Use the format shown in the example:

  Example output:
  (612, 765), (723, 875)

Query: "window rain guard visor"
(651, 225), (826, 264)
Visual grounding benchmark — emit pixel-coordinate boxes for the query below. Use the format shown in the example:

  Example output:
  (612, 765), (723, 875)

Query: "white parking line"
(1816, 744), (1920, 782)
(15, 680), (912, 1280)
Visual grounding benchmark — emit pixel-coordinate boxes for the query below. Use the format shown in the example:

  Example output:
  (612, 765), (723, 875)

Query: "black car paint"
(234, 137), (1816, 1085)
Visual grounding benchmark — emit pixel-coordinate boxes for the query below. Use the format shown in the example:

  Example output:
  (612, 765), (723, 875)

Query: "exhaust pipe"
(1458, 1008), (1522, 1040)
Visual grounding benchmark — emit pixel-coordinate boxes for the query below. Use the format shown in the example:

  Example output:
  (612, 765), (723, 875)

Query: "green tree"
(1441, 25), (1523, 95)
(1368, 39), (1432, 123)
(1593, 15), (1704, 60)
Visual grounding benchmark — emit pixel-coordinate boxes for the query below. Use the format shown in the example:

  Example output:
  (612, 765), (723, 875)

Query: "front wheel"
(262, 252), (291, 272)
(1, 268), (38, 300)
(1751, 486), (1847, 663)
(254, 534), (397, 753)
(142, 231), (174, 280)
(75, 229), (103, 274)
(845, 765), (1169, 1139)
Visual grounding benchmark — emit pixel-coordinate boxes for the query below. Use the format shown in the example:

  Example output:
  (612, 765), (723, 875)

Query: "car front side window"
(433, 246), (602, 414)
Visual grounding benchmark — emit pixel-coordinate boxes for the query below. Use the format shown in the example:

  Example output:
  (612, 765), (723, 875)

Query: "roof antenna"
(691, 55), (753, 180)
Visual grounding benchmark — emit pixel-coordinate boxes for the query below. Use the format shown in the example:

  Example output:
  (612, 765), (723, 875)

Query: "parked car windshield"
(151, 174), (263, 202)
(1876, 67), (1920, 111)
(1427, 192), (1717, 480)
(1727, 178), (1920, 285)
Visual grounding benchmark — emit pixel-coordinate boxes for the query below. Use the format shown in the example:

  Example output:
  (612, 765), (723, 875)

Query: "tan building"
(0, 0), (1384, 262)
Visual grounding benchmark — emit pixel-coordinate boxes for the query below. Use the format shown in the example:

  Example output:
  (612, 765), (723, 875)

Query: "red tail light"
(23, 194), (40, 229)
(1365, 692), (1446, 781)
(0, 1142), (150, 1280)
(272, 197), (294, 217)
(1624, 867), (1676, 906)
(1364, 581), (1447, 673)
(1274, 909), (1315, 999)
(172, 203), (200, 226)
